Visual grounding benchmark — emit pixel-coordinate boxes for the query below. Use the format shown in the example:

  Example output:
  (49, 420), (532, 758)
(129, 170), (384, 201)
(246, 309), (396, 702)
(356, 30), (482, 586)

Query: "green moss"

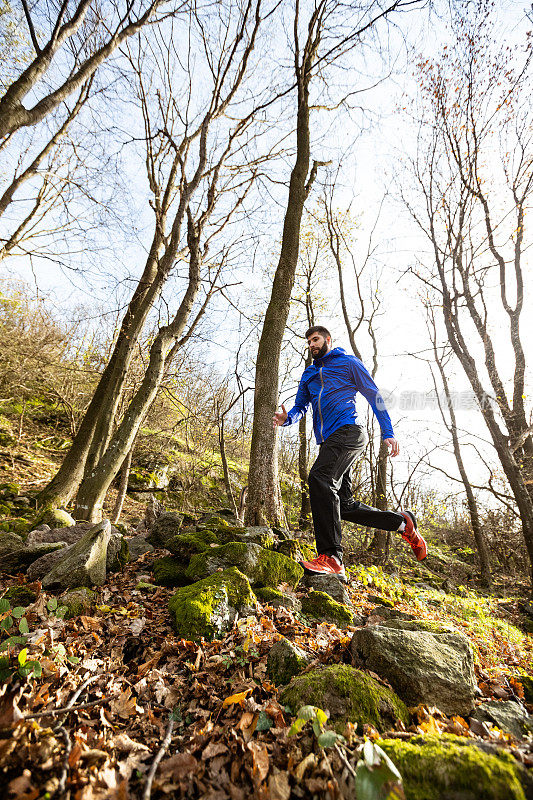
(255, 587), (285, 603)
(267, 638), (310, 685)
(152, 556), (192, 587)
(60, 588), (95, 620)
(378, 735), (526, 800)
(280, 664), (409, 733)
(519, 675), (533, 704)
(168, 566), (257, 641)
(135, 581), (159, 592)
(0, 482), (20, 498)
(33, 508), (75, 529)
(301, 589), (353, 626)
(2, 585), (38, 606)
(383, 618), (454, 634)
(166, 529), (220, 558)
(186, 541), (303, 588)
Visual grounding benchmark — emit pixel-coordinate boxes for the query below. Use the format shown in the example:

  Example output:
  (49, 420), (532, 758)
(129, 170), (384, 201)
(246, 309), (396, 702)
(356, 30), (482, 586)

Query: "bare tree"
(38, 0), (267, 510)
(425, 302), (492, 587)
(0, 0), (176, 140)
(405, 1), (533, 579)
(246, 0), (423, 524)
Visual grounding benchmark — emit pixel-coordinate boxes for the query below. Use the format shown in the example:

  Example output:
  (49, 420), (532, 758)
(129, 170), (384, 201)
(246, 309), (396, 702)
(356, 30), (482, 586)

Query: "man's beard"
(313, 341), (329, 359)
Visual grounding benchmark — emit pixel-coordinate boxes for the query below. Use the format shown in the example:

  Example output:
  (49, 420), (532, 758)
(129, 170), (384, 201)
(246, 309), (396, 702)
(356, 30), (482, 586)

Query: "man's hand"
(384, 438), (399, 457)
(273, 404), (288, 428)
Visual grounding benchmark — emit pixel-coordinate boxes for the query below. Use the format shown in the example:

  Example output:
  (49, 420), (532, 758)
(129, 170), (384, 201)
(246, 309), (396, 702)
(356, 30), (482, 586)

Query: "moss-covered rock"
(166, 529), (221, 559)
(153, 556), (192, 587)
(378, 734), (529, 800)
(34, 508), (76, 529)
(1, 533), (65, 574)
(255, 587), (301, 611)
(280, 664), (408, 733)
(40, 520), (111, 590)
(168, 566), (258, 641)
(146, 512), (184, 547)
(186, 541), (303, 588)
(267, 638), (311, 685)
(301, 589), (353, 627)
(351, 619), (476, 716)
(60, 587), (95, 619)
(1, 584), (38, 606)
(300, 573), (351, 605)
(0, 481), (20, 498)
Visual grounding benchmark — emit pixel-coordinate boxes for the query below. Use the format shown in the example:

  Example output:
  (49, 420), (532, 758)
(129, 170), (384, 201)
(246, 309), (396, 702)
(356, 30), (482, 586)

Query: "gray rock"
(127, 534), (154, 561)
(40, 519), (112, 590)
(368, 605), (416, 621)
(106, 533), (129, 573)
(27, 522), (121, 547)
(300, 572), (350, 604)
(267, 638), (311, 685)
(472, 701), (533, 739)
(0, 532), (26, 572)
(146, 512), (183, 547)
(350, 618), (477, 716)
(0, 532), (66, 573)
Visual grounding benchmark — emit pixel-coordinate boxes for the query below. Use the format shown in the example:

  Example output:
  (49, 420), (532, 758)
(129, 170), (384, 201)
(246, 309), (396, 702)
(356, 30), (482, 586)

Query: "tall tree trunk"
(246, 16), (320, 524)
(298, 413), (312, 527)
(75, 221), (202, 521)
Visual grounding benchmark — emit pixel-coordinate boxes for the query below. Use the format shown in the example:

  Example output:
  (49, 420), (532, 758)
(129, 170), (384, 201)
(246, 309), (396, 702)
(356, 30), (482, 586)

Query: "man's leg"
(338, 464), (427, 560)
(308, 424), (367, 562)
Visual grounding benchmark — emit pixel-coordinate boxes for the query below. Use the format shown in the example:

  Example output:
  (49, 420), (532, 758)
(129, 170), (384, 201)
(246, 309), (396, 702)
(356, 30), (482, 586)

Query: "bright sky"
(3, 0), (532, 517)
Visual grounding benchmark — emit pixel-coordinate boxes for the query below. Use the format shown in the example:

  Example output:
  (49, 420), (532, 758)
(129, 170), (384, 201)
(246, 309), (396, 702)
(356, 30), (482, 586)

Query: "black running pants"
(308, 423), (404, 561)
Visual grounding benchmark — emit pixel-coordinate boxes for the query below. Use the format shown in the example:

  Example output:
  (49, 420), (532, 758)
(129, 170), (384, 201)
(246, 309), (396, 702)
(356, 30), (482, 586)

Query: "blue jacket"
(283, 347), (394, 444)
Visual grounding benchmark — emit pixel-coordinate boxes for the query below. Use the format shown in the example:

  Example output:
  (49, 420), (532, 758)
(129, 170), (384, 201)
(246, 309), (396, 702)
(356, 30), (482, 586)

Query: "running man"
(273, 326), (427, 581)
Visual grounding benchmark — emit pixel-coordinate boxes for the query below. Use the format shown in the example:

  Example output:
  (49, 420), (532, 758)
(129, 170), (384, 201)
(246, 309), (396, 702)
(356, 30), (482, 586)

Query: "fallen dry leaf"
(248, 741), (269, 785)
(268, 768), (291, 800)
(222, 689), (252, 708)
(110, 688), (137, 720)
(202, 741), (229, 760)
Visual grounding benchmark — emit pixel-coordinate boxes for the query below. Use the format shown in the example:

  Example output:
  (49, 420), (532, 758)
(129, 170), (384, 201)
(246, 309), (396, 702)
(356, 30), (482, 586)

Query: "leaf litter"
(1, 550), (533, 798)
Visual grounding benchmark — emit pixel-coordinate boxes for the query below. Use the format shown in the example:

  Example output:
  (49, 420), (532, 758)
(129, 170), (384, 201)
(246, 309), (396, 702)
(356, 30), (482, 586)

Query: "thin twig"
(334, 743), (357, 778)
(56, 725), (71, 795)
(24, 697), (106, 720)
(143, 715), (176, 800)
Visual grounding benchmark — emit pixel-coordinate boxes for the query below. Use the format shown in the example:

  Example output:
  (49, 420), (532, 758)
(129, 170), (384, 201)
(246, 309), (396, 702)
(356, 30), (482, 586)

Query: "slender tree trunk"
(298, 413), (312, 527)
(246, 28), (319, 524)
(111, 447), (133, 524)
(219, 415), (239, 519)
(75, 223), (202, 521)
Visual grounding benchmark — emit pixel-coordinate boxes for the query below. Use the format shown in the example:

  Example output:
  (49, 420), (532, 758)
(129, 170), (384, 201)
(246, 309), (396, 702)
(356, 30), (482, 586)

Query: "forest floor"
(2, 408), (533, 799)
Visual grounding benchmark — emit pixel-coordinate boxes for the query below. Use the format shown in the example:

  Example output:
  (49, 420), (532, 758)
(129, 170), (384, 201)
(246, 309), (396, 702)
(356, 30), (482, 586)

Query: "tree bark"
(74, 217), (202, 521)
(111, 447), (133, 525)
(246, 6), (320, 525)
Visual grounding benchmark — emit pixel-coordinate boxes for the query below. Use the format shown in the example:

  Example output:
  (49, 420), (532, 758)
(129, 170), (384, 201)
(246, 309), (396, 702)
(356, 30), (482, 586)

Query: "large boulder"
(350, 619), (477, 716)
(146, 512), (183, 547)
(39, 520), (112, 590)
(168, 566), (257, 641)
(301, 589), (354, 627)
(378, 734), (532, 800)
(185, 541), (303, 588)
(280, 664), (409, 733)
(27, 527), (127, 579)
(267, 638), (311, 686)
(26, 521), (120, 547)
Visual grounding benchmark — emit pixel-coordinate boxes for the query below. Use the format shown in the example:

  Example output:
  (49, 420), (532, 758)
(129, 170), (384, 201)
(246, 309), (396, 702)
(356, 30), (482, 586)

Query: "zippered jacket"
(282, 347), (394, 444)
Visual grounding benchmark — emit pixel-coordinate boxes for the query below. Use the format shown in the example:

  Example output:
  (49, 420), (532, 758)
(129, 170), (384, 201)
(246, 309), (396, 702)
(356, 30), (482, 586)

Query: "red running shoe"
(300, 553), (347, 582)
(399, 510), (427, 561)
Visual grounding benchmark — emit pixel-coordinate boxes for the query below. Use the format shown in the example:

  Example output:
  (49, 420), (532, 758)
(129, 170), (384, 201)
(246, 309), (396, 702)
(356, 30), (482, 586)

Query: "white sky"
(3, 0), (533, 516)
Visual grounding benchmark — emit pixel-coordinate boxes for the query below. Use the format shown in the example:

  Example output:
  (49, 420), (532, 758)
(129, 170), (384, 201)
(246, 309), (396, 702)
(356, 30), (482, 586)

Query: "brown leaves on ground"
(1, 548), (533, 799)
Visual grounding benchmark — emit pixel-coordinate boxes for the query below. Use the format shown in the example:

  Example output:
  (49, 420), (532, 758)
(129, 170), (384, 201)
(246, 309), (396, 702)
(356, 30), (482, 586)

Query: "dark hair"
(305, 325), (331, 340)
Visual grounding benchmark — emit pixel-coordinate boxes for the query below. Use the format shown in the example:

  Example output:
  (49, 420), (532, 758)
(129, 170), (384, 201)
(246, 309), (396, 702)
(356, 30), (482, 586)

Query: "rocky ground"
(1, 501), (533, 799)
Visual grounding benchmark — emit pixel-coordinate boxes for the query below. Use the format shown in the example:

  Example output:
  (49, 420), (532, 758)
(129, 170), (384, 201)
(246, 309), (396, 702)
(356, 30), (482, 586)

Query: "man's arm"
(273, 376), (311, 428)
(349, 357), (395, 440)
